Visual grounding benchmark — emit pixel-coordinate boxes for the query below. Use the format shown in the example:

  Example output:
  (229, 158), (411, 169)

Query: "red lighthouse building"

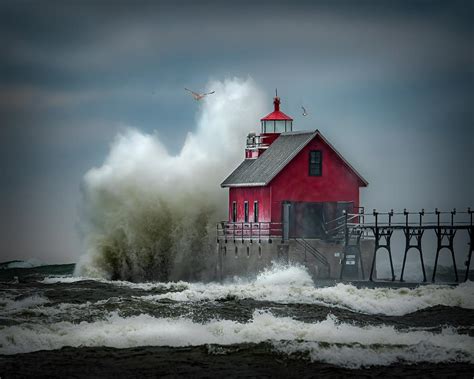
(222, 95), (367, 238)
(217, 95), (371, 280)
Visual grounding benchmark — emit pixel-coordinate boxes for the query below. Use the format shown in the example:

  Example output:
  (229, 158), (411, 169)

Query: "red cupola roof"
(261, 96), (293, 121)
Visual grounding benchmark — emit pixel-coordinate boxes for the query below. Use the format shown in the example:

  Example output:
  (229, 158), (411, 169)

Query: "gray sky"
(0, 0), (472, 263)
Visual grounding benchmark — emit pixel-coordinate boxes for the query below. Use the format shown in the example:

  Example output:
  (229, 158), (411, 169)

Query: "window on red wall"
(254, 201), (259, 223)
(232, 201), (237, 222)
(309, 150), (322, 176)
(244, 201), (249, 223)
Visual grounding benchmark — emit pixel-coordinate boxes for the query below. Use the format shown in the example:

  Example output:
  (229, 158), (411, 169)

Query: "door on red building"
(284, 201), (354, 239)
(287, 202), (324, 239)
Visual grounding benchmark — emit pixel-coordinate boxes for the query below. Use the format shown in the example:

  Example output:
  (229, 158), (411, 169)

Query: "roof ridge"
(280, 130), (317, 136)
(221, 129), (368, 188)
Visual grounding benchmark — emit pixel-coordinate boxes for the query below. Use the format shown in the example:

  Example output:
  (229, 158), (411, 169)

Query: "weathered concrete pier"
(216, 207), (473, 283)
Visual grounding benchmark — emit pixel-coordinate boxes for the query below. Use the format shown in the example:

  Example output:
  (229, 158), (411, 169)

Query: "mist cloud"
(75, 77), (266, 281)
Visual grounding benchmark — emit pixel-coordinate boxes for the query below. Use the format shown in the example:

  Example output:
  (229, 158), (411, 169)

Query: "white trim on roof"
(225, 182), (267, 187)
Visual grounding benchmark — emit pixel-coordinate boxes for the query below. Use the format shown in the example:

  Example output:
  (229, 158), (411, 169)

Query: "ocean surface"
(0, 261), (473, 378)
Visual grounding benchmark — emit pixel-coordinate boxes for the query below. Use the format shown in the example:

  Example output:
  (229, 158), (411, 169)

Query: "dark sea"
(0, 261), (473, 378)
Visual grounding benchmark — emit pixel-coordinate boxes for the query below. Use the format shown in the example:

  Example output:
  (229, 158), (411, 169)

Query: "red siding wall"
(270, 135), (360, 223)
(227, 135), (362, 223)
(229, 186), (271, 222)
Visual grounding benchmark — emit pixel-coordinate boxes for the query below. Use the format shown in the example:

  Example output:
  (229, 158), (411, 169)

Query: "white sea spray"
(1, 311), (472, 368)
(75, 77), (266, 282)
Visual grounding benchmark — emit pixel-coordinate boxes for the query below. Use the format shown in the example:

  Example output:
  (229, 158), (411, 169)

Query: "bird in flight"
(185, 88), (215, 101)
(302, 106), (308, 116)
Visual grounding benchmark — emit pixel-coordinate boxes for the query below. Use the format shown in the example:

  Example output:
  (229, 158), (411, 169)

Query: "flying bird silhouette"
(185, 88), (215, 100)
(302, 106), (308, 116)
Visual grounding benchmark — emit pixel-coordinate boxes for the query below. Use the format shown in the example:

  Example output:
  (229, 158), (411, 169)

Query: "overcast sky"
(0, 0), (472, 263)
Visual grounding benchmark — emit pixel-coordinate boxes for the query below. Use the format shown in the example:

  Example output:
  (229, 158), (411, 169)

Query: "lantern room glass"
(263, 120), (274, 133)
(261, 120), (292, 133)
(275, 121), (285, 133)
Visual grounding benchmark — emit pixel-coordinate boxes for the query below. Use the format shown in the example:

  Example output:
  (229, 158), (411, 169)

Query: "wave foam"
(0, 294), (49, 314)
(1, 311), (472, 368)
(254, 263), (314, 287)
(142, 267), (474, 316)
(40, 276), (190, 292)
(39, 266), (474, 316)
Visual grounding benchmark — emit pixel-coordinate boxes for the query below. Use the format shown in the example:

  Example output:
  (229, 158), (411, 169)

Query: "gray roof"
(221, 130), (368, 188)
(221, 131), (317, 187)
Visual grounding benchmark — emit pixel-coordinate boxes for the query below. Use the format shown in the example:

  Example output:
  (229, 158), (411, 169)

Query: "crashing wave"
(75, 77), (266, 282)
(1, 310), (472, 368)
(43, 264), (474, 316)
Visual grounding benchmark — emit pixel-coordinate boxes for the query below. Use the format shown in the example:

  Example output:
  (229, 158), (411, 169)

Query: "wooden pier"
(336, 208), (473, 283)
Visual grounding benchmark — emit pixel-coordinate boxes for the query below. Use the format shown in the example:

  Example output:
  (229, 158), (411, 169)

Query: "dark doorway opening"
(283, 201), (354, 239)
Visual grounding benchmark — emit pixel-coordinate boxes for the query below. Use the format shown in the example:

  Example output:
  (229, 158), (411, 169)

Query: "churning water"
(0, 262), (473, 377)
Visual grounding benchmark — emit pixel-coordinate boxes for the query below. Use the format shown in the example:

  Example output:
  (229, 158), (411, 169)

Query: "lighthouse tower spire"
(273, 89), (280, 112)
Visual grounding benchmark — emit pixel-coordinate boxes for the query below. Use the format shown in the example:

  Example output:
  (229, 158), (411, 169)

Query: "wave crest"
(1, 311), (472, 368)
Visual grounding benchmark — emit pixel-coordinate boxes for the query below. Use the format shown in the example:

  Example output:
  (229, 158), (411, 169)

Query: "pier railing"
(342, 208), (473, 229)
(216, 221), (283, 242)
(324, 206), (366, 241)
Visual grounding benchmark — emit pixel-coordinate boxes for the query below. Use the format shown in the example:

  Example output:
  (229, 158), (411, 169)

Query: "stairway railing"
(295, 238), (330, 276)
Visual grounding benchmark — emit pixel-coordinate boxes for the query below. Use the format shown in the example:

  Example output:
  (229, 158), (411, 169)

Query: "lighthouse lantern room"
(261, 93), (293, 133)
